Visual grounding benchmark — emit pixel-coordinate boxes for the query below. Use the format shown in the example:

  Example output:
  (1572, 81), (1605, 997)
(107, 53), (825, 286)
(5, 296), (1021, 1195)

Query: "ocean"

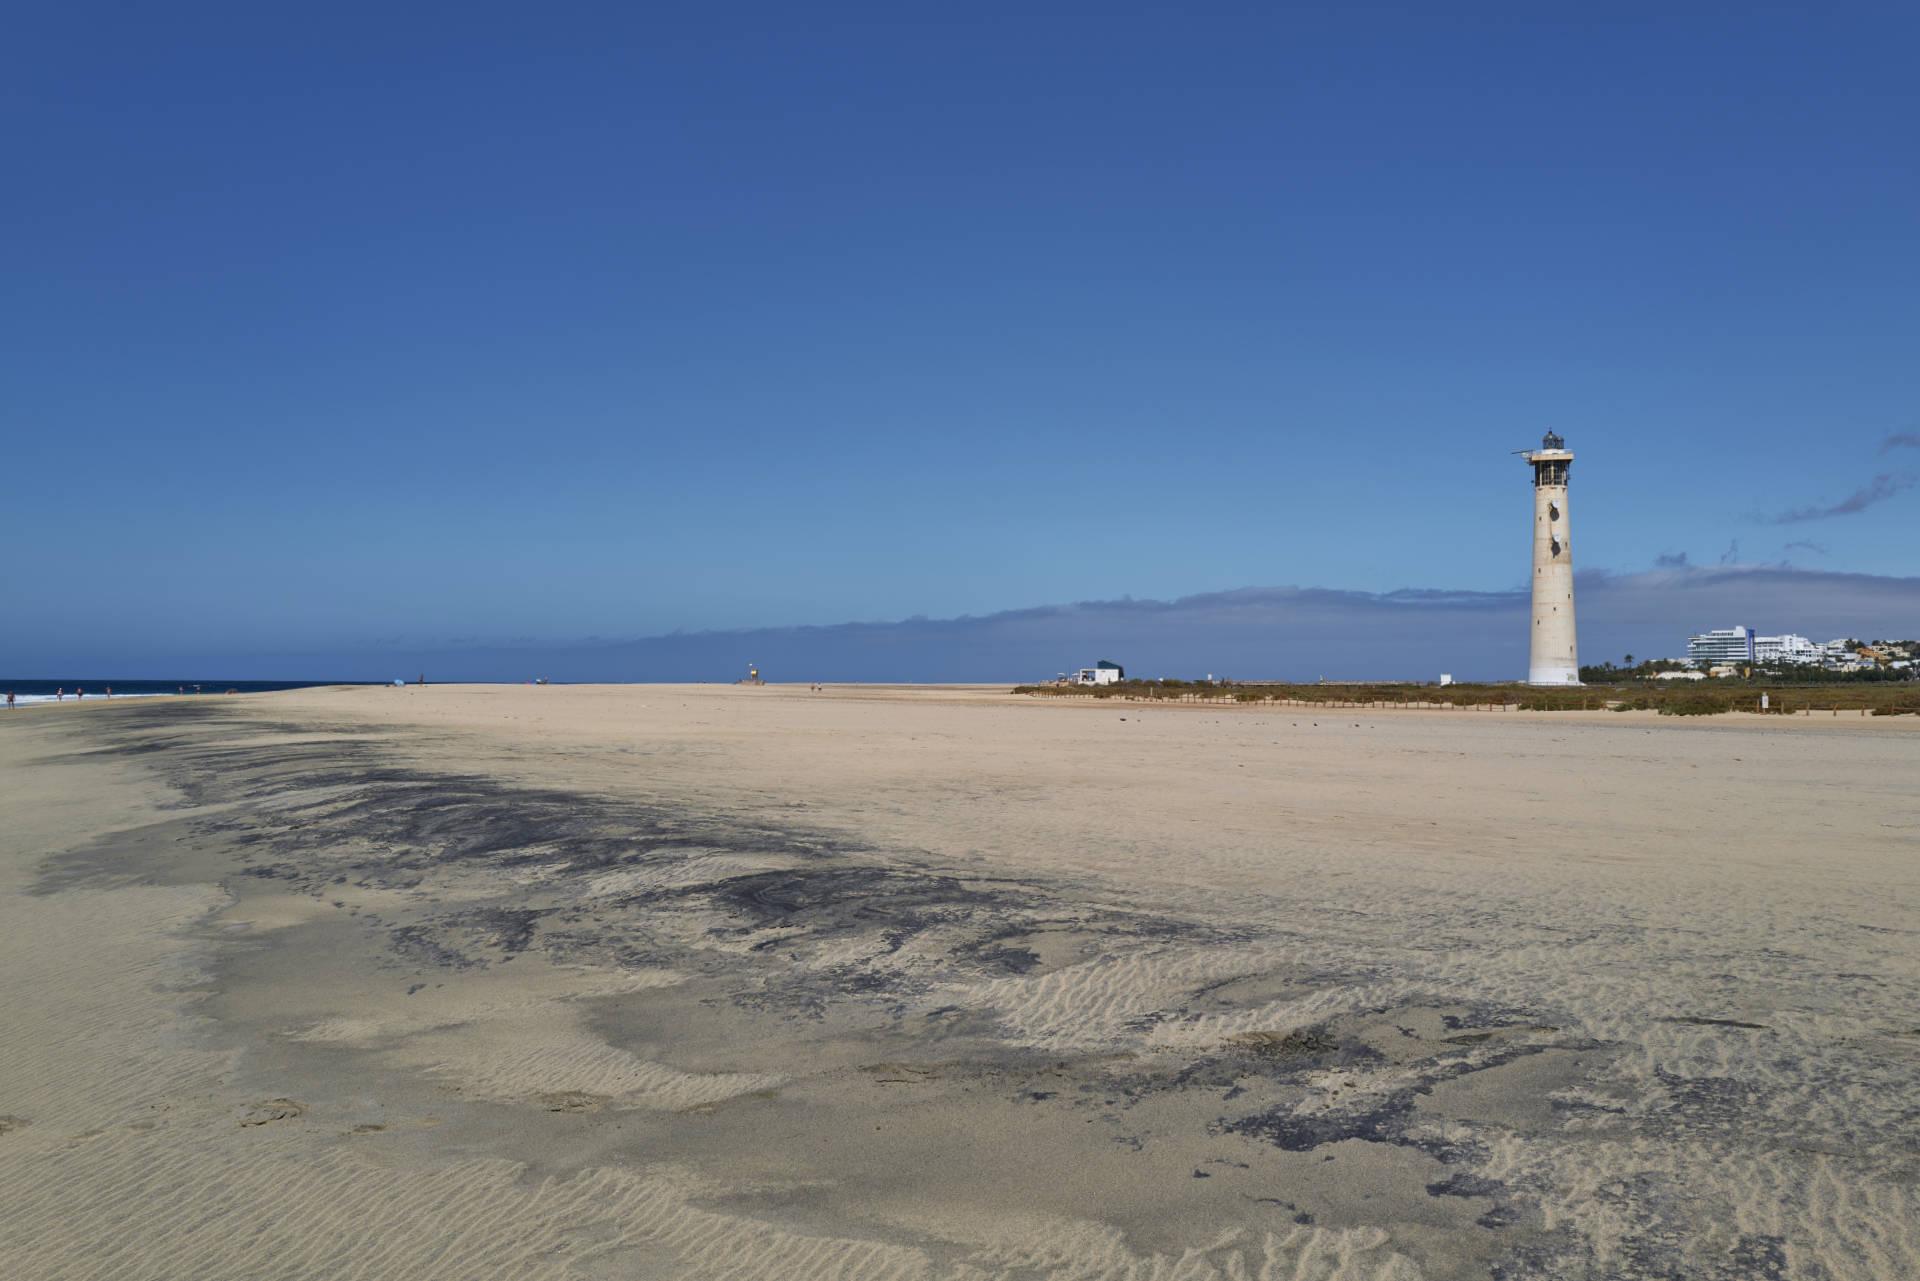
(0, 679), (379, 707)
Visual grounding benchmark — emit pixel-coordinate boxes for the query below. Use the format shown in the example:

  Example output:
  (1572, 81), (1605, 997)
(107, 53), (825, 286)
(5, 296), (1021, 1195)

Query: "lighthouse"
(1523, 432), (1579, 685)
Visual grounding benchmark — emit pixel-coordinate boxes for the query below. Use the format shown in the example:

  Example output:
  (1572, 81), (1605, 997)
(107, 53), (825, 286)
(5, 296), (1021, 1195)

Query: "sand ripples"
(9, 692), (1920, 1279)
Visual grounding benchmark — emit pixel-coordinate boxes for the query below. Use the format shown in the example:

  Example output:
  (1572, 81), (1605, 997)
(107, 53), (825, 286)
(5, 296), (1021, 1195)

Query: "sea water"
(1, 679), (378, 707)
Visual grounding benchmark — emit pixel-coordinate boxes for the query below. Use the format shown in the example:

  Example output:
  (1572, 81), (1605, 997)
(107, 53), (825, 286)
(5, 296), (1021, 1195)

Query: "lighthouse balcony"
(1529, 457), (1571, 486)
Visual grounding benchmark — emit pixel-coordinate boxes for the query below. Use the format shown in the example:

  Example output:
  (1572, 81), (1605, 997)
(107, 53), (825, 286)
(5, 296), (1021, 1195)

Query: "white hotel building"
(1686, 628), (1846, 668)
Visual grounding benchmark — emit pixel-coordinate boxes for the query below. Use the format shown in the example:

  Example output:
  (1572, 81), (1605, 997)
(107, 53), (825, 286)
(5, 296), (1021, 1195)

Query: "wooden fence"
(1030, 692), (1916, 716)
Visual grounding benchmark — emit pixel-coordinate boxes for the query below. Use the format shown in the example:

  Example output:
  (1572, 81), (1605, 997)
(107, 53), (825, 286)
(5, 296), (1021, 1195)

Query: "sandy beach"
(2, 684), (1916, 1280)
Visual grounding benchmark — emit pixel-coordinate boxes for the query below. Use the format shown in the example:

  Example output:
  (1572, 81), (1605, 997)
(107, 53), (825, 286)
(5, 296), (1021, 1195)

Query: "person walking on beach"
(56, 688), (64, 701)
(76, 687), (84, 700)
(6, 691), (13, 710)
(106, 686), (112, 699)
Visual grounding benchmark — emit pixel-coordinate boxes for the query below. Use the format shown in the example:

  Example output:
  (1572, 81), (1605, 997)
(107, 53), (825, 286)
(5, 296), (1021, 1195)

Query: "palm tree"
(1624, 654), (1635, 666)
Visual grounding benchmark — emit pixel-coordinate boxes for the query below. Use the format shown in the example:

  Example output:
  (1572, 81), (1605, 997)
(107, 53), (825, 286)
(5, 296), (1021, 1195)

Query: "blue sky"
(5, 3), (1917, 678)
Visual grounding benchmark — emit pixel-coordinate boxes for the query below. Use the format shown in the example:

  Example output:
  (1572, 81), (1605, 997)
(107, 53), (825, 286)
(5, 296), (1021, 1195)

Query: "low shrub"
(1658, 693), (1735, 716)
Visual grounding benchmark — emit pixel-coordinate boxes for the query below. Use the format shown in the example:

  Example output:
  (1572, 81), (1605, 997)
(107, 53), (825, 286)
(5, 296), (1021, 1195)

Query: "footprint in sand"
(861, 1062), (941, 1085)
(538, 1091), (611, 1113)
(238, 1099), (307, 1127)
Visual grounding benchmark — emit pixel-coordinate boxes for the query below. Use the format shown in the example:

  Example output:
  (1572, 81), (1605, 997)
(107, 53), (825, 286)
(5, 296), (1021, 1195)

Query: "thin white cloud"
(1764, 473), (1915, 524)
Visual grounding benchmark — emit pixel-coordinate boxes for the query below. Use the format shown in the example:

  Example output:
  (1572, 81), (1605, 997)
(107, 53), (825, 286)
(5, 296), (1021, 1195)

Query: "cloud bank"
(206, 564), (1920, 684)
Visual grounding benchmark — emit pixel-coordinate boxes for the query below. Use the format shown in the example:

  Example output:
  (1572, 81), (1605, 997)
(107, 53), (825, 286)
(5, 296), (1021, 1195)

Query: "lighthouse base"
(1528, 665), (1582, 686)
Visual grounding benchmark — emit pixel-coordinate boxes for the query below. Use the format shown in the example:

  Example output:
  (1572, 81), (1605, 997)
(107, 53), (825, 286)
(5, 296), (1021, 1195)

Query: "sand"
(1, 684), (1916, 1280)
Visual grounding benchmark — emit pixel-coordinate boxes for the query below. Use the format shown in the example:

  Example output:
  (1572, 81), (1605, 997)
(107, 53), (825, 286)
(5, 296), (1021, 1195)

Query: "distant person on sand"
(76, 687), (84, 700)
(5, 691), (13, 709)
(56, 688), (63, 701)
(106, 686), (112, 698)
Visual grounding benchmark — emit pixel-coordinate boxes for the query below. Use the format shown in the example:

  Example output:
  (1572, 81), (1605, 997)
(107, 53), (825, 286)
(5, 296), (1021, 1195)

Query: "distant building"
(1687, 628), (1827, 668)
(1688, 628), (1755, 668)
(1074, 660), (1125, 686)
(1767, 635), (1824, 664)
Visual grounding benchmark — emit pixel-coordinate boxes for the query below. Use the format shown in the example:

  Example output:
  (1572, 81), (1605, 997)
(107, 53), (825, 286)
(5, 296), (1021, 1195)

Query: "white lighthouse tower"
(1523, 432), (1580, 685)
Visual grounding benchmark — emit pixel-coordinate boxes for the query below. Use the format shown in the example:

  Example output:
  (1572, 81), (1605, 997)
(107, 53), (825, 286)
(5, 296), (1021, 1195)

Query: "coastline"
(2, 684), (1915, 1279)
